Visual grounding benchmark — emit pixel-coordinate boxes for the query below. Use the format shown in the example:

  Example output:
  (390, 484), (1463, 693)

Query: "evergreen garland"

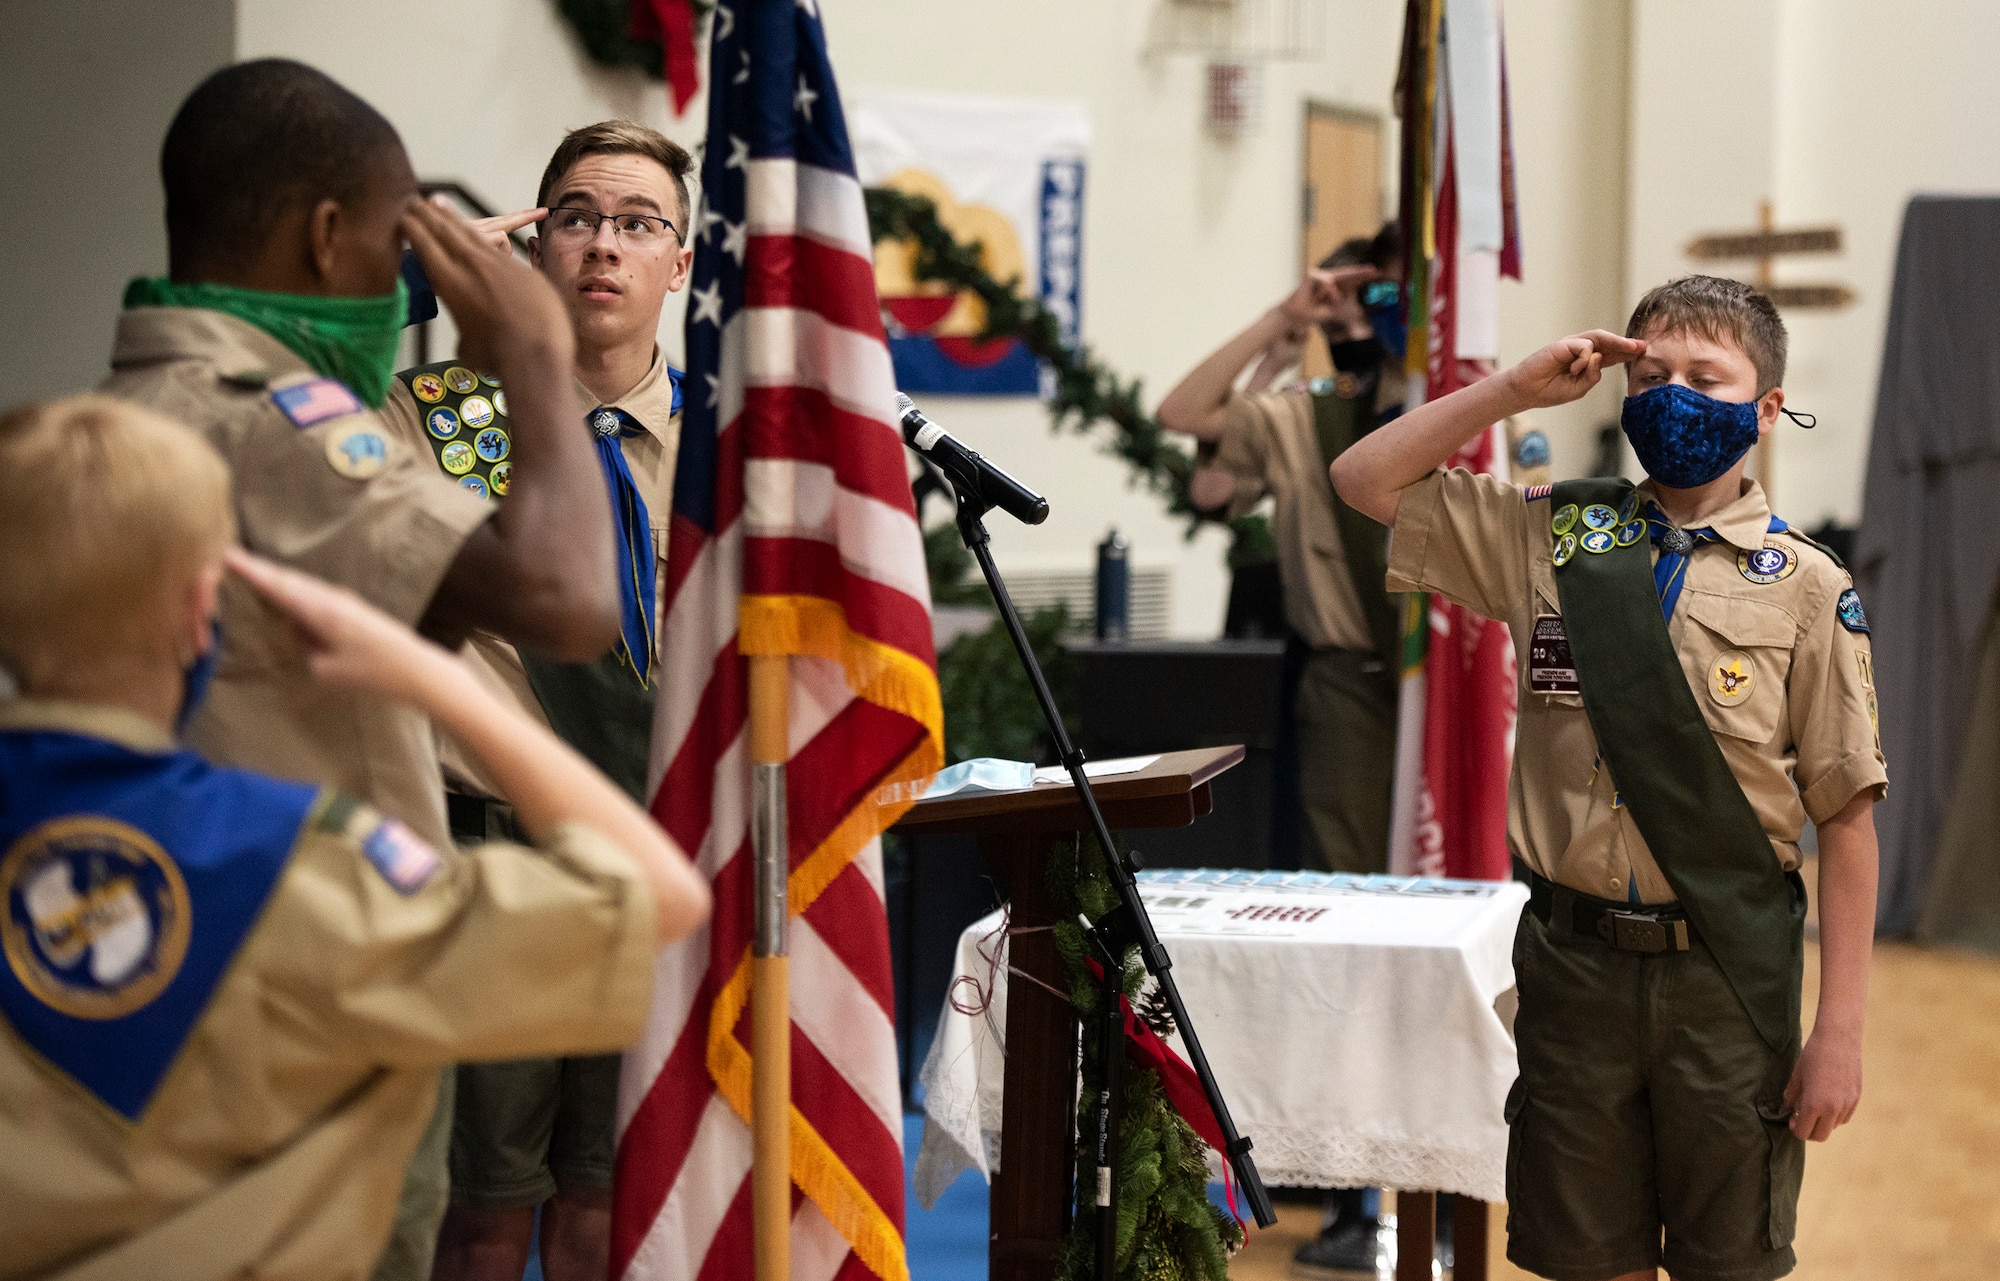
(863, 187), (1272, 565)
(553, 0), (716, 79)
(1051, 835), (1244, 1281)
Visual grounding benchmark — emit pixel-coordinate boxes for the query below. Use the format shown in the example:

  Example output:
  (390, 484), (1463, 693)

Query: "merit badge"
(1332, 371), (1362, 400)
(473, 427), (510, 463)
(1739, 542), (1797, 585)
(1551, 504), (1580, 536)
(1582, 504), (1618, 531)
(1552, 532), (1578, 566)
(270, 378), (361, 429)
(1709, 650), (1755, 706)
(479, 371), (501, 388)
(592, 408), (622, 437)
(426, 406), (461, 440)
(492, 390), (507, 417)
(1615, 519), (1646, 548)
(459, 395), (495, 431)
(1617, 491), (1640, 524)
(327, 427), (388, 479)
(1, 816), (191, 1018)
(411, 372), (447, 403)
(1837, 587), (1869, 634)
(439, 440), (475, 475)
(1529, 616), (1580, 694)
(360, 817), (440, 895)
(459, 475), (489, 499)
(443, 366), (479, 395)
(1580, 529), (1615, 555)
(489, 461), (512, 496)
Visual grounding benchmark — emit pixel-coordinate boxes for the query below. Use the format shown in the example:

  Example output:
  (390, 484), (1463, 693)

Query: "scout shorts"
(449, 1054), (622, 1209)
(1504, 903), (1804, 1281)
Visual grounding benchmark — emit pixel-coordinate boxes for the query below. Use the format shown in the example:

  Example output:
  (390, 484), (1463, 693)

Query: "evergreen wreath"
(1051, 833), (1244, 1281)
(863, 187), (1273, 567)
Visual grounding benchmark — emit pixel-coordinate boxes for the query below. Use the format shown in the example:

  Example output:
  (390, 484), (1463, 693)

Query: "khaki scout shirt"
(1388, 470), (1888, 903)
(102, 309), (491, 850)
(0, 699), (657, 1281)
(1214, 389), (1378, 651)
(380, 352), (681, 800)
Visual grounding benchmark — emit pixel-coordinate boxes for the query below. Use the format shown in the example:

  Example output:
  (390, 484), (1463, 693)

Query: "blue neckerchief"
(0, 731), (315, 1119)
(1642, 503), (1791, 623)
(590, 407), (658, 686)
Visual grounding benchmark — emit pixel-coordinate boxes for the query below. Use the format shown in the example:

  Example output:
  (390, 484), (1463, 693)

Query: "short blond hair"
(0, 396), (234, 692)
(537, 120), (694, 233)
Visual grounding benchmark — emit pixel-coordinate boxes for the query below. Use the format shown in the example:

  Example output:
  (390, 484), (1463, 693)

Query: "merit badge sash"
(0, 732), (316, 1119)
(1309, 387), (1401, 663)
(1548, 476), (1805, 1052)
(399, 362), (515, 500)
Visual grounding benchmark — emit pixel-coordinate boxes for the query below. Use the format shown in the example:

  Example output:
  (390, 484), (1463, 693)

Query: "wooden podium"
(893, 746), (1245, 1281)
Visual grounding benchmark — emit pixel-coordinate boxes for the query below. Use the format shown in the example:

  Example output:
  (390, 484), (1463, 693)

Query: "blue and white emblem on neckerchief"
(0, 732), (314, 1119)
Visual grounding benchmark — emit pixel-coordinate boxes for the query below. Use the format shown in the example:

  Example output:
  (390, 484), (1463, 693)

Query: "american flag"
(611, 4), (942, 1280)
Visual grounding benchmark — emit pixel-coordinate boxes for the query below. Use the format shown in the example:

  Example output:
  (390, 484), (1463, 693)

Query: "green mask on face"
(124, 275), (409, 408)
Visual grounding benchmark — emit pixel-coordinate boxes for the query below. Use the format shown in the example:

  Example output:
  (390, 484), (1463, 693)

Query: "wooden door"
(1301, 104), (1384, 379)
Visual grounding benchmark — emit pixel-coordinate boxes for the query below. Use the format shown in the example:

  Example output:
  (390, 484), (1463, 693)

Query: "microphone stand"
(938, 462), (1278, 1239)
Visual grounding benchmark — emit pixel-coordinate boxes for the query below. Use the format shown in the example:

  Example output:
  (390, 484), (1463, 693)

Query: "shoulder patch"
(1513, 430), (1551, 470)
(270, 378), (362, 428)
(359, 817), (441, 895)
(1836, 587), (1869, 634)
(1524, 484), (1553, 502)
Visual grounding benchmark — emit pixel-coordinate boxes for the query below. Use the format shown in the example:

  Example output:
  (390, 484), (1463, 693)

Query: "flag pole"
(749, 654), (791, 1281)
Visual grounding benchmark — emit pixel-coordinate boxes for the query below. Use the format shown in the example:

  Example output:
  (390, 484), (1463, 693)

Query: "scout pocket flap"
(1679, 592), (1795, 744)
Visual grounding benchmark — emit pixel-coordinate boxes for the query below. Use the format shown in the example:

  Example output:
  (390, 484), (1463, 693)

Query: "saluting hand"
(400, 197), (574, 377)
(227, 549), (458, 711)
(430, 195), (547, 257)
(1503, 330), (1648, 409)
(1276, 263), (1382, 331)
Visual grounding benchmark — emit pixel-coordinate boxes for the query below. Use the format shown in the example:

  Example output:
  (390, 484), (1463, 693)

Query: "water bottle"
(1095, 528), (1130, 641)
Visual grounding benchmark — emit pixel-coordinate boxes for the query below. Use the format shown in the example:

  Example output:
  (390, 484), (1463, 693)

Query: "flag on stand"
(611, 4), (944, 1280)
(1387, 0), (1521, 882)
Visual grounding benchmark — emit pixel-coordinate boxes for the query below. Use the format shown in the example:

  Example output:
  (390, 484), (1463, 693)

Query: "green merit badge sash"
(1309, 380), (1400, 662)
(1549, 476), (1805, 1051)
(396, 363), (656, 803)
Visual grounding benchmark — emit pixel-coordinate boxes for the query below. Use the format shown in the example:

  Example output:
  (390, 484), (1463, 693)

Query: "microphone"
(892, 396), (1048, 524)
(895, 393), (1051, 525)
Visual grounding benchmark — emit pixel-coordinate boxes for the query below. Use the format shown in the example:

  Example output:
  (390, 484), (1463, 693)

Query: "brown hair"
(0, 396), (234, 693)
(536, 121), (695, 235)
(1625, 274), (1788, 395)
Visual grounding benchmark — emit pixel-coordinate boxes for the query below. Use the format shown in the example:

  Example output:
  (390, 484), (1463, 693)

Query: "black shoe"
(1290, 1216), (1383, 1280)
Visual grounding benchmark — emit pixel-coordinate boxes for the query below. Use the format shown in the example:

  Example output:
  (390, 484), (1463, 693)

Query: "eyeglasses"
(544, 206), (681, 249)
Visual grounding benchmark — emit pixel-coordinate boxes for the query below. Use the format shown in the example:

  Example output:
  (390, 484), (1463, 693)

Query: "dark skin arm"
(400, 200), (619, 659)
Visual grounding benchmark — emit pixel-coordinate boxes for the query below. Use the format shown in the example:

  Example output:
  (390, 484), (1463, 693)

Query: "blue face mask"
(1362, 286), (1406, 362)
(1620, 383), (1762, 489)
(176, 621), (221, 737)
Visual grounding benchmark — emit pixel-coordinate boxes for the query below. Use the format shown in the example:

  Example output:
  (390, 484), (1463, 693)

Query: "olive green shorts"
(449, 1054), (622, 1210)
(1505, 905), (1804, 1281)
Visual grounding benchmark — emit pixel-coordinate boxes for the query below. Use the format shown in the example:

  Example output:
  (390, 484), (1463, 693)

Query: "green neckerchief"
(124, 276), (408, 408)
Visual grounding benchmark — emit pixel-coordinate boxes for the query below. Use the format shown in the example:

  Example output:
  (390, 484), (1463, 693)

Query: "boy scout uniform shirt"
(378, 352), (681, 800)
(0, 698), (658, 1281)
(102, 308), (492, 851)
(1214, 388), (1380, 652)
(1387, 469), (1888, 904)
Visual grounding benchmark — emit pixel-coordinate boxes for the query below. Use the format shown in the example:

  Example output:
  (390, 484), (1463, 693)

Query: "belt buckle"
(1603, 911), (1669, 954)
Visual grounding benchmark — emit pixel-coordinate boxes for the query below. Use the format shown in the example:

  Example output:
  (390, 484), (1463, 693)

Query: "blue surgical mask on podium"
(922, 758), (1038, 799)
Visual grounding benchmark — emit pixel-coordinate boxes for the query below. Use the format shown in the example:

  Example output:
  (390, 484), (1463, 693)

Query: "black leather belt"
(1528, 870), (1694, 954)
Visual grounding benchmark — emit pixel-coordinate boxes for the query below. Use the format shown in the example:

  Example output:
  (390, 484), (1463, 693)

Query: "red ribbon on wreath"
(1086, 958), (1244, 1226)
(628, 0), (700, 114)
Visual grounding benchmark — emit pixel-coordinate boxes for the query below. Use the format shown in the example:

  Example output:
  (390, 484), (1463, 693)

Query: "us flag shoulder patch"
(1524, 484), (1554, 501)
(271, 378), (362, 428)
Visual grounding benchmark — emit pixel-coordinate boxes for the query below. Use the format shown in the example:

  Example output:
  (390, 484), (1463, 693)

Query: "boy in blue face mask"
(1329, 275), (1886, 1281)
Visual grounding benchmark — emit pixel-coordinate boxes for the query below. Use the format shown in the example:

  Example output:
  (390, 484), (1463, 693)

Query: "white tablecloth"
(915, 870), (1528, 1208)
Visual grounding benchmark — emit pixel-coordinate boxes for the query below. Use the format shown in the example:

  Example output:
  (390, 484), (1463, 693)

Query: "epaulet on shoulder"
(309, 790), (367, 838)
(1777, 526), (1847, 575)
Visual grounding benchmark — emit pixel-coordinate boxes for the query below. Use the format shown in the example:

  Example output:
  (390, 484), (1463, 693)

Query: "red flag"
(628, 0), (700, 115)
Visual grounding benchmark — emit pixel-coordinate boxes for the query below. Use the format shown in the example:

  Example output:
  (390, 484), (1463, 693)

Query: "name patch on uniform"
(270, 378), (362, 428)
(1837, 587), (1869, 633)
(361, 818), (440, 895)
(2, 817), (190, 1020)
(1529, 616), (1580, 693)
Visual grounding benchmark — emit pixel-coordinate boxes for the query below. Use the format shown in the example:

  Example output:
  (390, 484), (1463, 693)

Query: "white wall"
(0, 0), (235, 402)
